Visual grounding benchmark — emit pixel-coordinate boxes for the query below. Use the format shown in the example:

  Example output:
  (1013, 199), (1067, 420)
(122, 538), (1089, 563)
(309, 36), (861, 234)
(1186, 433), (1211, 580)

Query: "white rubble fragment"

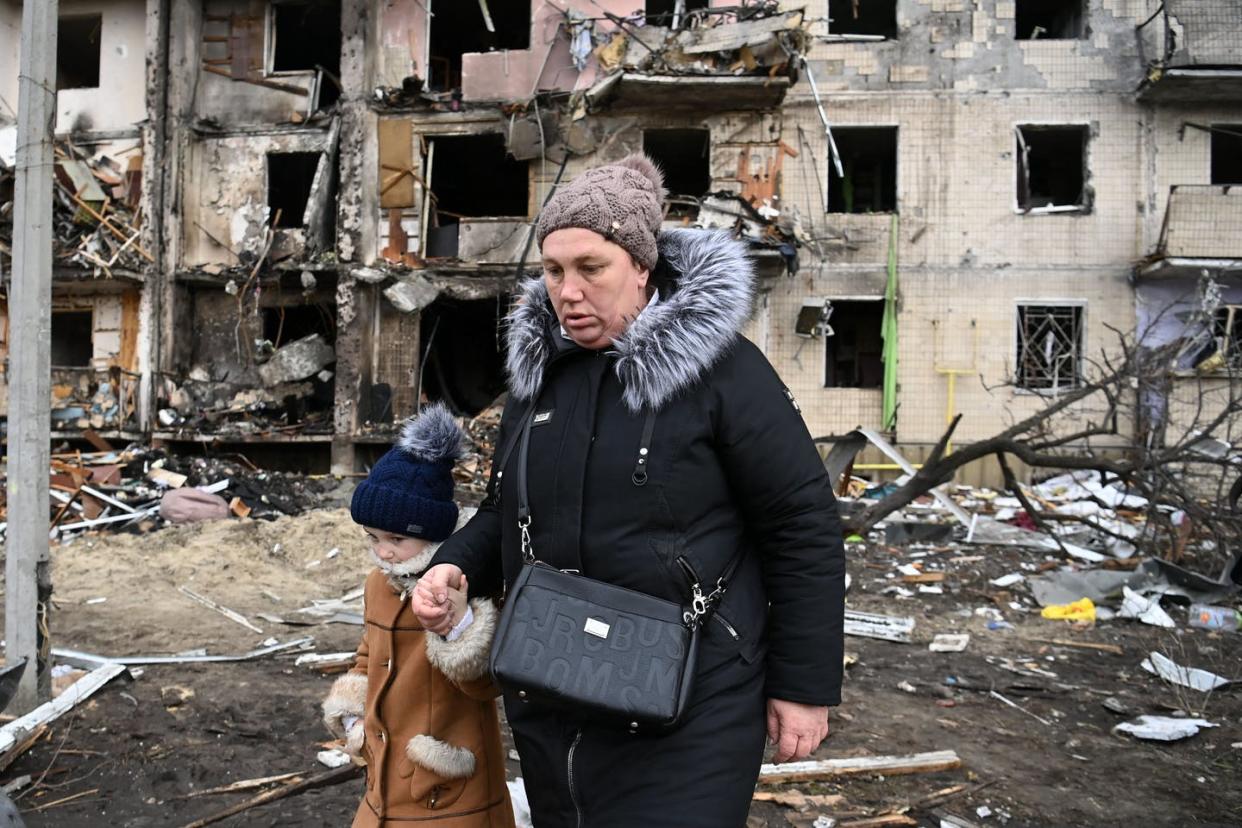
(317, 749), (352, 768)
(1117, 587), (1175, 628)
(929, 634), (971, 653)
(1113, 715), (1217, 741)
(990, 573), (1025, 588)
(1141, 651), (1231, 692)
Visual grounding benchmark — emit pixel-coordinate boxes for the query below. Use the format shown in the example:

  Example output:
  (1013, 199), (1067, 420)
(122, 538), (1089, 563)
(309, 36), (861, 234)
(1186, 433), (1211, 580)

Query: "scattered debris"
(0, 664), (128, 761)
(316, 749), (352, 769)
(1117, 586), (1175, 628)
(1141, 651), (1231, 693)
(52, 637), (314, 668)
(844, 611), (915, 643)
(1113, 715), (1218, 742)
(180, 763), (362, 828)
(929, 634), (971, 653)
(758, 751), (962, 784)
(178, 586), (264, 634)
(1040, 598), (1096, 623)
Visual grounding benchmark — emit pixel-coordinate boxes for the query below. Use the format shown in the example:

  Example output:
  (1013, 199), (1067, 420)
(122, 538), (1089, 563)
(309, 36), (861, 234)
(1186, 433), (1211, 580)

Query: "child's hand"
(443, 575), (470, 630)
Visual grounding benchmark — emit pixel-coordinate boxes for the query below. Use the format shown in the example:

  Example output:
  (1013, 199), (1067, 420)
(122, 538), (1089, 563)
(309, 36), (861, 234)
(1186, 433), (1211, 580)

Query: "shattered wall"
(0, 0), (150, 134)
(181, 130), (333, 268)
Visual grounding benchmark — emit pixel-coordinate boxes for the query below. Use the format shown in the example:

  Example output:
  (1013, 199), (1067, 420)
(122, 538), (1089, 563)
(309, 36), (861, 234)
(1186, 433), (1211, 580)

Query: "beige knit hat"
(535, 154), (668, 270)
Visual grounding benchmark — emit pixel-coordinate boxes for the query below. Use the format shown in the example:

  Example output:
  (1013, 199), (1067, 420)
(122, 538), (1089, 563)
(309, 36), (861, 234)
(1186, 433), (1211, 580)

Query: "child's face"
(363, 527), (431, 564)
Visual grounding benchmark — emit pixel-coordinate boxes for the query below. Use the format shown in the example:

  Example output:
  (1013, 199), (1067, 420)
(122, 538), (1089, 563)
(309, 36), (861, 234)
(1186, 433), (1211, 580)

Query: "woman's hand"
(766, 698), (830, 763)
(412, 563), (464, 635)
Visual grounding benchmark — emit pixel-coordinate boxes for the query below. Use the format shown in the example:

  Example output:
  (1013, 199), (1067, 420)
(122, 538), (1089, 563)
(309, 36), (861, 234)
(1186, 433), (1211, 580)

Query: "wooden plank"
(840, 817), (918, 828)
(758, 751), (962, 784)
(1026, 637), (1124, 655)
(118, 290), (140, 373)
(180, 764), (362, 828)
(0, 664), (127, 756)
(844, 610), (914, 643)
(378, 118), (416, 208)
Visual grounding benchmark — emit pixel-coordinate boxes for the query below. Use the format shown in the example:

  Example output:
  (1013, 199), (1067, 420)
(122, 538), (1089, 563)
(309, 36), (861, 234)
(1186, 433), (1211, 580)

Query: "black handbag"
(488, 404), (742, 732)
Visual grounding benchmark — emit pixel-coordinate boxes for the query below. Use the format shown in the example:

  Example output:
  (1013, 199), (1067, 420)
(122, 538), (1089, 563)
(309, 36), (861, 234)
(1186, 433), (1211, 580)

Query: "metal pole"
(7, 0), (58, 713)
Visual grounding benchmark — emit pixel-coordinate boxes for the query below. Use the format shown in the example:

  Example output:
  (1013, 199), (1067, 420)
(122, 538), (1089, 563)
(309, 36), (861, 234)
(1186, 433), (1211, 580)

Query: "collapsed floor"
(0, 494), (1238, 826)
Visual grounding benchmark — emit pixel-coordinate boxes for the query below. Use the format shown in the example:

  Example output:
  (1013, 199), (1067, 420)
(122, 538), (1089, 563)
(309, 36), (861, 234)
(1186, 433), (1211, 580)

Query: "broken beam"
(758, 750), (962, 784)
(844, 610), (914, 643)
(179, 764), (362, 828)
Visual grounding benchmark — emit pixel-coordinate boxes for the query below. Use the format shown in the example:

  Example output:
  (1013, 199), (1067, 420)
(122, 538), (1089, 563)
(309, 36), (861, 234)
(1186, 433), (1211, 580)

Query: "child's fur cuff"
(424, 598), (496, 684)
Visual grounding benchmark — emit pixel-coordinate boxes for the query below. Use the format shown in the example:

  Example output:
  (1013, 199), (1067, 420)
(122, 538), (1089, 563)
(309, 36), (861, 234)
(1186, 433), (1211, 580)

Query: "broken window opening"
(425, 134), (529, 257)
(1016, 125), (1088, 212)
(643, 128), (710, 218)
(1015, 0), (1085, 40)
(1016, 304), (1084, 392)
(270, 0), (342, 106)
(57, 14), (103, 91)
(1206, 305), (1242, 371)
(419, 296), (509, 416)
(267, 152), (322, 228)
(827, 0), (898, 39)
(644, 0), (710, 27)
(1210, 125), (1242, 186)
(51, 311), (94, 367)
(828, 127), (897, 214)
(427, 0), (531, 92)
(823, 300), (884, 389)
(262, 302), (336, 350)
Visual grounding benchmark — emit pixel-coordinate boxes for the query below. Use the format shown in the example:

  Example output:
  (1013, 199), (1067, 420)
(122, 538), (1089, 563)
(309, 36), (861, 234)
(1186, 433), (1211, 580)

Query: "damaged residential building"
(1, 0), (1239, 480)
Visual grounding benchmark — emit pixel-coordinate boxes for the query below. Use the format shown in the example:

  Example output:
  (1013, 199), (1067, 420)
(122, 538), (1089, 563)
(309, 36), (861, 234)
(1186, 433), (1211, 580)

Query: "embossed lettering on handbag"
(490, 562), (701, 730)
(487, 406), (737, 732)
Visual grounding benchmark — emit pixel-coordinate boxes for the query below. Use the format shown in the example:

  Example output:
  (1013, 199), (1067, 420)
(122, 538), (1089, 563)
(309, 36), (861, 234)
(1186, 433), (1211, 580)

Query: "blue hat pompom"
(350, 403), (465, 541)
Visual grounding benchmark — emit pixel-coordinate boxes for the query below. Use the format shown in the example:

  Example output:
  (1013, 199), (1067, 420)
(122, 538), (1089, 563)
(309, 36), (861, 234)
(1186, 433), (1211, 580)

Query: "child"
(322, 403), (515, 828)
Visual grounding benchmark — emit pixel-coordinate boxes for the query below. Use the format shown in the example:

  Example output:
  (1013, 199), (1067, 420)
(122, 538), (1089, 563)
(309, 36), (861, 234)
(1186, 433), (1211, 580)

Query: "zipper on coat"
(713, 612), (740, 640)
(567, 729), (584, 828)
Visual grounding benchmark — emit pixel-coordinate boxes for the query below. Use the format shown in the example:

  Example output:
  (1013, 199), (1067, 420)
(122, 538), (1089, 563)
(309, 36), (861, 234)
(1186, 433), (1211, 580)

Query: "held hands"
(411, 563), (465, 635)
(766, 698), (830, 763)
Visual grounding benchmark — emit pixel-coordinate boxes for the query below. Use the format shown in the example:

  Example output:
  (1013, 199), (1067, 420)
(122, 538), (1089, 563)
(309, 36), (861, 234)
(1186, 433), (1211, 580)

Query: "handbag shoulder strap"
(487, 399), (538, 504)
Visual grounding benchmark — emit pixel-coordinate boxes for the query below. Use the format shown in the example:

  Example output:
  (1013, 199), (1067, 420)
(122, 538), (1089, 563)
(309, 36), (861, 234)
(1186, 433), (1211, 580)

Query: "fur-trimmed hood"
(506, 228), (756, 412)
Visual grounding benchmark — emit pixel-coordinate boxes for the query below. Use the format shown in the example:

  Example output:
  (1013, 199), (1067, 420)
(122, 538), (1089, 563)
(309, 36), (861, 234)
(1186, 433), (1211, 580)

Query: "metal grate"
(1016, 305), (1083, 392)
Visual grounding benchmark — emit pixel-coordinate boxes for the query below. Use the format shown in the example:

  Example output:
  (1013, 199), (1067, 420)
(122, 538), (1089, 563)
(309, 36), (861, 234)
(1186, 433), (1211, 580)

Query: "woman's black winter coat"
(432, 229), (846, 827)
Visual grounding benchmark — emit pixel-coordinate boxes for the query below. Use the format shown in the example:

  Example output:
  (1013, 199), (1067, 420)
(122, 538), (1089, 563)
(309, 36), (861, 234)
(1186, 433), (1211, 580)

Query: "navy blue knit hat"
(350, 403), (465, 541)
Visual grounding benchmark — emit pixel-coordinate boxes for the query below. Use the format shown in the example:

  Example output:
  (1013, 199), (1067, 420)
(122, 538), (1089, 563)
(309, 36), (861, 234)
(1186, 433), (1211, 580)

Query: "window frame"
(810, 296), (886, 390)
(1014, 122), (1092, 215)
(1013, 300), (1087, 395)
(826, 125), (900, 216)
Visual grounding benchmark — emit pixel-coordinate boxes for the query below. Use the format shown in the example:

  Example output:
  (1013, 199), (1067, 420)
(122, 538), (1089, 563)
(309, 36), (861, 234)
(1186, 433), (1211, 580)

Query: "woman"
(413, 154), (845, 827)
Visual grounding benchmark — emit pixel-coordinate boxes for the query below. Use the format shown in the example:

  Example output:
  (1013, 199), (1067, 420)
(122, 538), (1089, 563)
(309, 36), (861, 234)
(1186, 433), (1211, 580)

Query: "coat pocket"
(401, 735), (473, 811)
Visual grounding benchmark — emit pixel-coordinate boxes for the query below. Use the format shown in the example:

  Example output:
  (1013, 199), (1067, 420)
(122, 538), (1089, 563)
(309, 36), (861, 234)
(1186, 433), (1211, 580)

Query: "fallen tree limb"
(170, 772), (303, 800)
(1025, 637), (1124, 655)
(758, 750), (961, 784)
(180, 764), (362, 828)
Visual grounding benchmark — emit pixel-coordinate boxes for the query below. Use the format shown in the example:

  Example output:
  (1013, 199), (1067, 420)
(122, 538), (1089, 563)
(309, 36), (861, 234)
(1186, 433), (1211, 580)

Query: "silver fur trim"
(406, 734), (477, 779)
(370, 542), (439, 593)
(506, 229), (755, 412)
(424, 598), (497, 685)
(322, 672), (367, 737)
(397, 401), (465, 463)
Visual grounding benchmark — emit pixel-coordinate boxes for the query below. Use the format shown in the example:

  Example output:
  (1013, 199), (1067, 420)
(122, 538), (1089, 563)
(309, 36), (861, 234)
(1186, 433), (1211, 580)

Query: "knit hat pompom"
(350, 403), (465, 542)
(615, 153), (668, 202)
(398, 401), (464, 463)
(535, 152), (667, 270)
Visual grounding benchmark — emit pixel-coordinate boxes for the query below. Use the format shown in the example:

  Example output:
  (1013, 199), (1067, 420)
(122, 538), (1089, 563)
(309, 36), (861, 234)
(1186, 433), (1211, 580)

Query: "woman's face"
(541, 227), (650, 350)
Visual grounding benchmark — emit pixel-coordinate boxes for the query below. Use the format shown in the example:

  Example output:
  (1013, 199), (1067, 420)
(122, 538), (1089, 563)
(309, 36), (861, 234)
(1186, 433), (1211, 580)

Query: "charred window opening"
(828, 127), (897, 214)
(643, 128), (710, 217)
(426, 134), (528, 257)
(271, 0), (342, 106)
(1016, 304), (1083, 392)
(57, 14), (102, 91)
(1016, 125), (1088, 212)
(828, 0), (898, 39)
(1210, 125), (1242, 185)
(419, 297), (508, 416)
(427, 1), (531, 92)
(51, 311), (94, 367)
(645, 0), (710, 27)
(267, 152), (322, 228)
(1015, 0), (1085, 40)
(1209, 306), (1242, 371)
(262, 302), (336, 350)
(823, 301), (884, 389)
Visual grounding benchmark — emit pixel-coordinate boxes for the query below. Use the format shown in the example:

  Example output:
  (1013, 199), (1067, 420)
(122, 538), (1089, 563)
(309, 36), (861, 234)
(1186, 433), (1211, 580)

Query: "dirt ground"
(1, 508), (1239, 827)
